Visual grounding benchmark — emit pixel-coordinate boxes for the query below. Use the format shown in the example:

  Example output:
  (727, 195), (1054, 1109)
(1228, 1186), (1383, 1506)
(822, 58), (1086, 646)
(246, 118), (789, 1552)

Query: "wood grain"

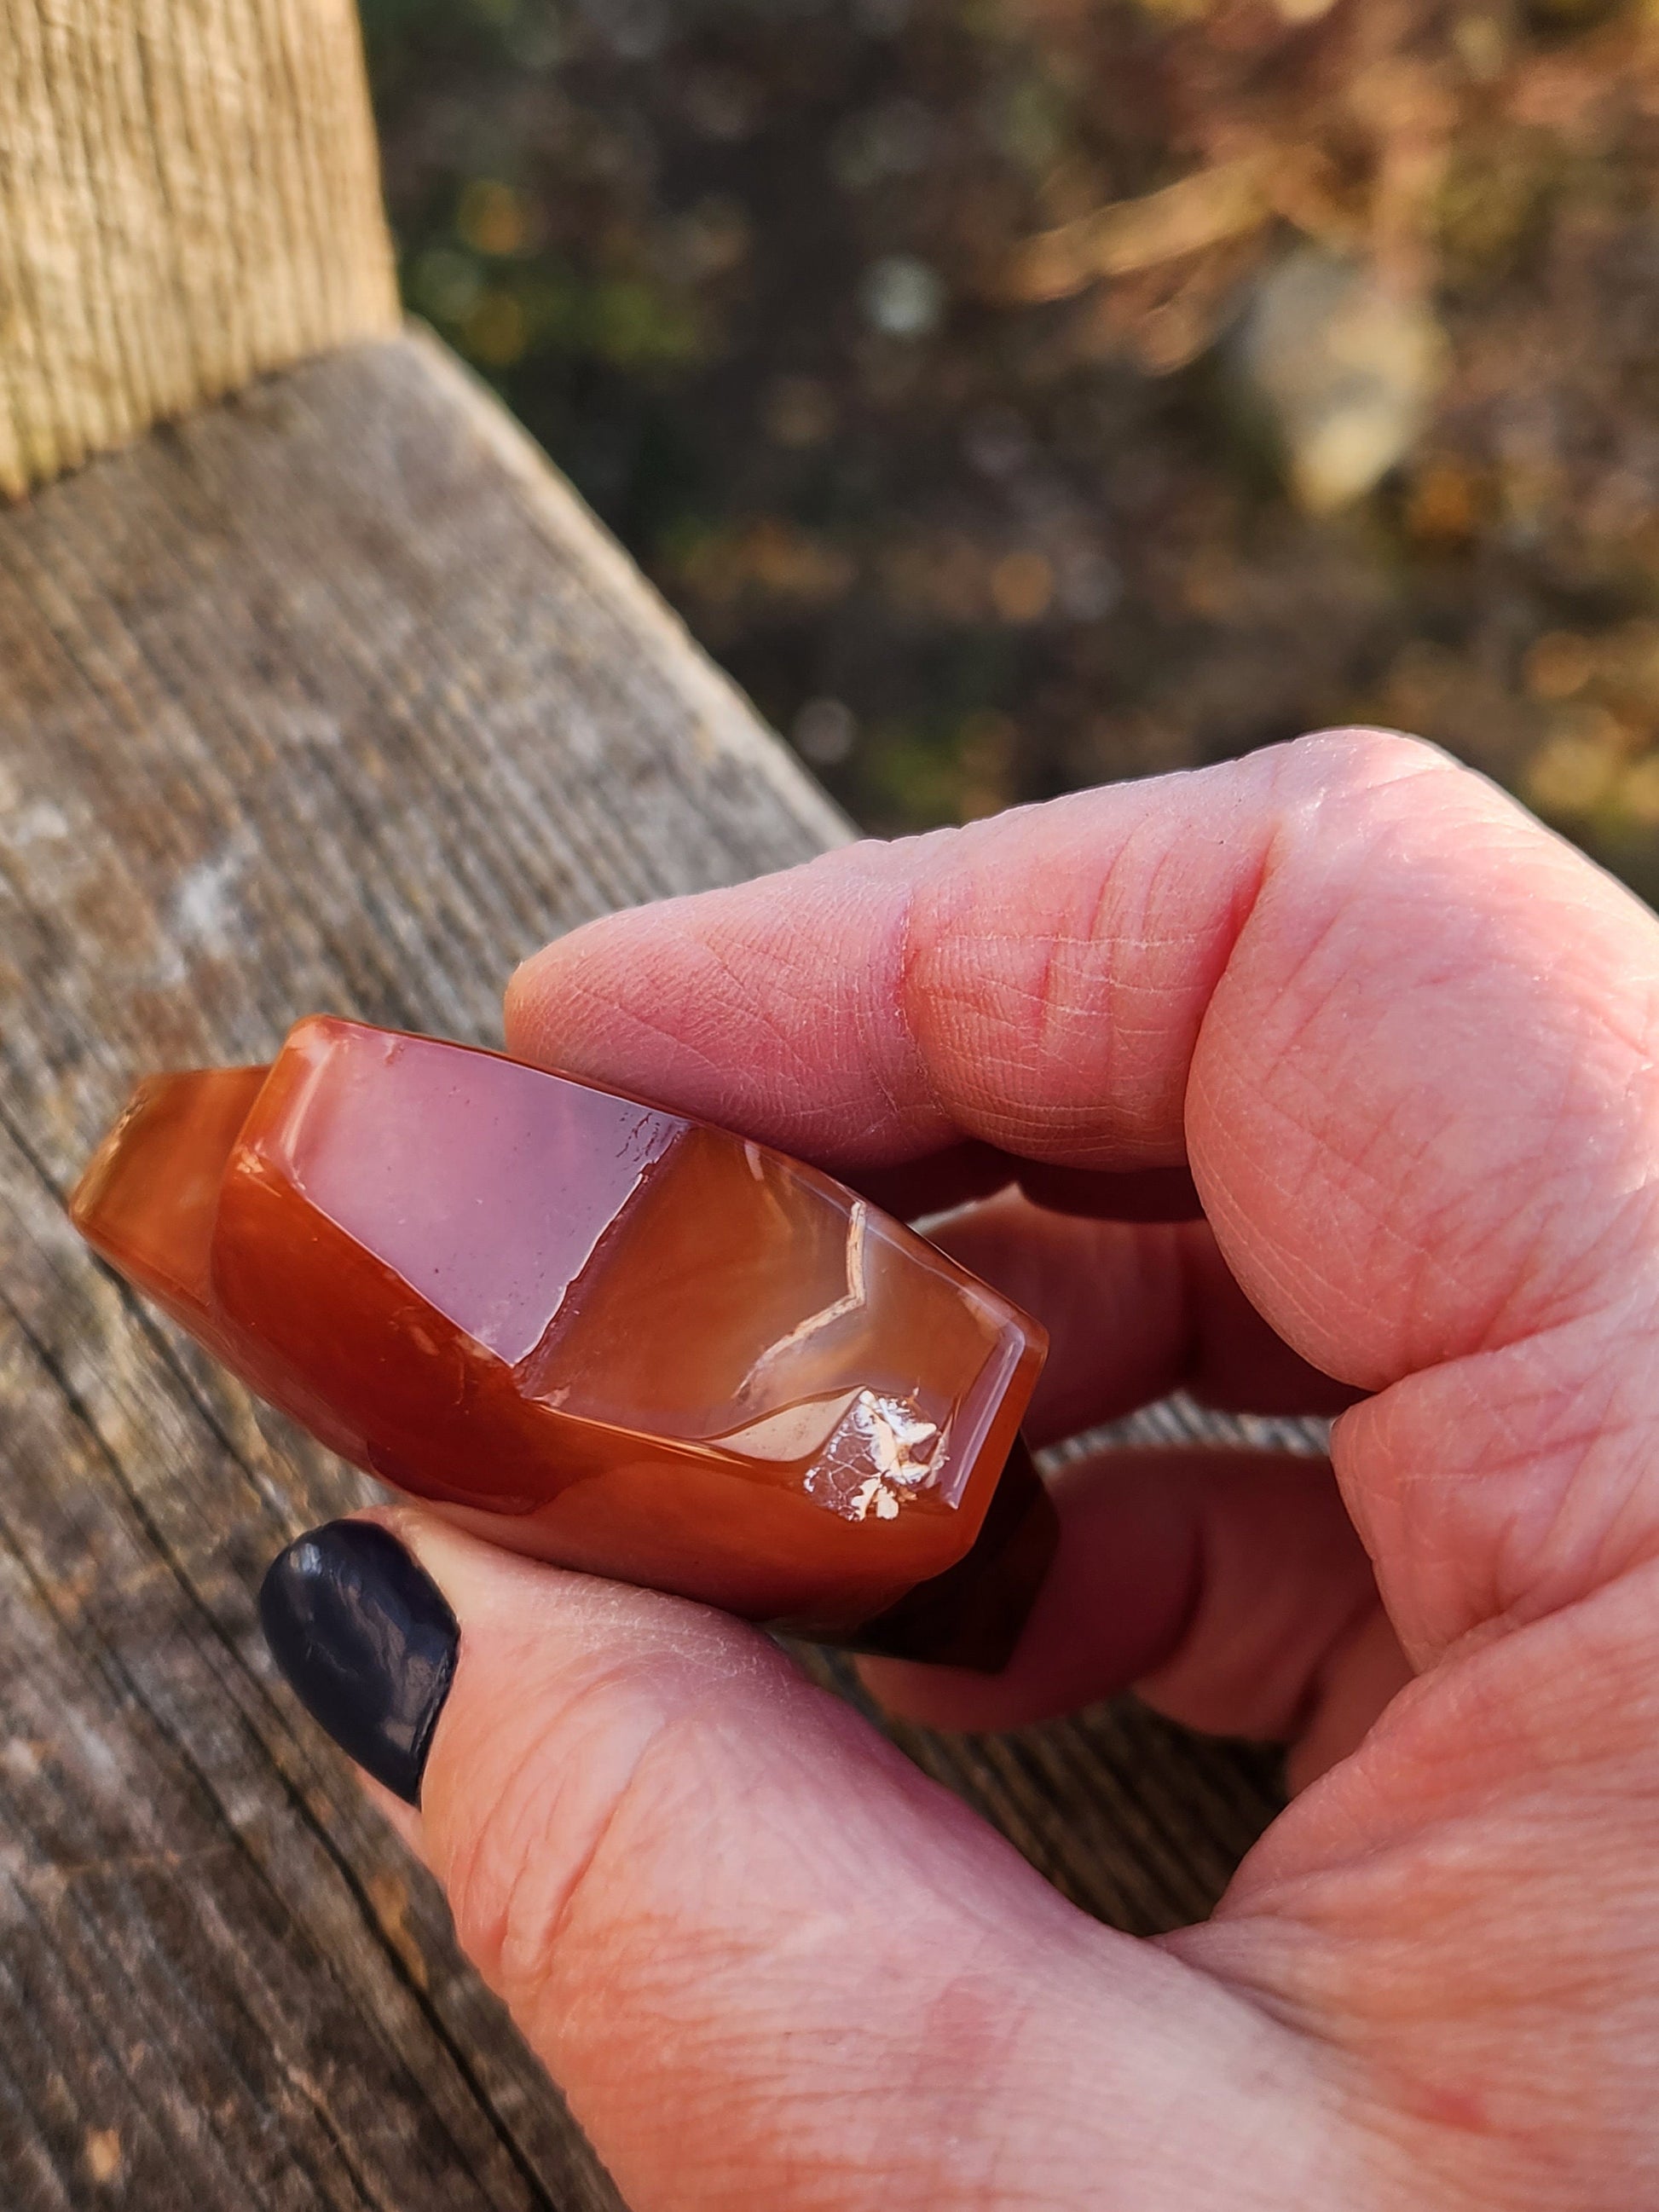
(0, 0), (397, 498)
(0, 328), (1287, 2209)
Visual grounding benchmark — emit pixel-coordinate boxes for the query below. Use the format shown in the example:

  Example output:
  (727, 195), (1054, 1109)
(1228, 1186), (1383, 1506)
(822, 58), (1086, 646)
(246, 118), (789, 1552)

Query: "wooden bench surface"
(0, 327), (1289, 2208)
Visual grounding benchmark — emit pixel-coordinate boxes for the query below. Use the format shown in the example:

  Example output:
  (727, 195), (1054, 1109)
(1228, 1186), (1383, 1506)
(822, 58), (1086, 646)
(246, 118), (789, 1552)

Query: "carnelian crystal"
(71, 1019), (1055, 1662)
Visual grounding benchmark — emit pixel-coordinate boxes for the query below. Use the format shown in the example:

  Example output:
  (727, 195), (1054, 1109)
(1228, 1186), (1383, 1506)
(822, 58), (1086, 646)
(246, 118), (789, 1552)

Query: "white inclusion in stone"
(738, 1200), (869, 1397)
(804, 1389), (940, 1522)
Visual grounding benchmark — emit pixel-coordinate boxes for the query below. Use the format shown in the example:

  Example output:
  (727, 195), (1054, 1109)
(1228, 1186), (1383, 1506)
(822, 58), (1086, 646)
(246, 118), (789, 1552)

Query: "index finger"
(507, 730), (1659, 1656)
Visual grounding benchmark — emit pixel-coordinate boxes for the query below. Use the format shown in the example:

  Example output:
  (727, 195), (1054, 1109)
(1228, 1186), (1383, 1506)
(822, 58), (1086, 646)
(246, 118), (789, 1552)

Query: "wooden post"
(0, 0), (397, 494)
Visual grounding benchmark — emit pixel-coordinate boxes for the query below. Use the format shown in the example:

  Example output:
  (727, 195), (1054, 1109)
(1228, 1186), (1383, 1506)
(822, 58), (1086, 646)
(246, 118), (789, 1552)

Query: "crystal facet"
(70, 1018), (1054, 1662)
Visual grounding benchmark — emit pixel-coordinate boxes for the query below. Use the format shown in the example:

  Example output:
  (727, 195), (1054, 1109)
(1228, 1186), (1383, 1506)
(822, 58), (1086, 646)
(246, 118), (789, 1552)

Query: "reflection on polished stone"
(72, 1018), (1054, 1663)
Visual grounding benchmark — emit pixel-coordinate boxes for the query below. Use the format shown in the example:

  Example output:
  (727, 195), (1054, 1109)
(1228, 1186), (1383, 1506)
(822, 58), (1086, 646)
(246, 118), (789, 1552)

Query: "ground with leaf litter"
(367, 0), (1659, 894)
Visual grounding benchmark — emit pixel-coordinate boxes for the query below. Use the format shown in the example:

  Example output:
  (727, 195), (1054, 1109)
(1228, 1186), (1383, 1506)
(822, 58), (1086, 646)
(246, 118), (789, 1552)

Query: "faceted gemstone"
(70, 1018), (1054, 1662)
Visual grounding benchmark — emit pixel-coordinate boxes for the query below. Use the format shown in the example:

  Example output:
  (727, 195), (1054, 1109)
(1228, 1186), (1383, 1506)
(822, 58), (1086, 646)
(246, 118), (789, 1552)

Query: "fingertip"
(501, 941), (546, 1054)
(504, 907), (654, 1073)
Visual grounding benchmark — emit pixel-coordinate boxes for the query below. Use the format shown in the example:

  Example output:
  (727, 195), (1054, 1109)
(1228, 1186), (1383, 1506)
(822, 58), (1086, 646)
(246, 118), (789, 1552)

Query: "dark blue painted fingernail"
(259, 1521), (459, 1805)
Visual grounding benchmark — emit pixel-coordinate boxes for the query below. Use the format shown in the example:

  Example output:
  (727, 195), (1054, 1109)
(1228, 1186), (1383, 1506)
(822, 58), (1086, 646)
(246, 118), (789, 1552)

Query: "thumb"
(259, 1511), (1370, 2212)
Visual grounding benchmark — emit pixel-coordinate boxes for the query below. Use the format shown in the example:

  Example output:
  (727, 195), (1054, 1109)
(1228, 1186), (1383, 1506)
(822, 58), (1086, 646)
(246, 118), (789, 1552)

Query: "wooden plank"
(0, 328), (1282, 2209)
(0, 0), (397, 497)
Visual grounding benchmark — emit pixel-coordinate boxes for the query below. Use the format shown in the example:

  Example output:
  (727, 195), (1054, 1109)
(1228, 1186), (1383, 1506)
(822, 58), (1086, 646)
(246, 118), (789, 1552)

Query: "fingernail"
(259, 1520), (458, 1805)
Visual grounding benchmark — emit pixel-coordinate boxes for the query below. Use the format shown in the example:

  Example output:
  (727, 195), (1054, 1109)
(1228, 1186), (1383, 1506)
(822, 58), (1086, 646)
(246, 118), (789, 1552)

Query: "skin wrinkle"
(702, 928), (827, 1107)
(896, 779), (1273, 1162)
(1284, 725), (1458, 834)
(590, 1897), (1096, 2198)
(1494, 1343), (1659, 1620)
(928, 940), (1200, 1154)
(436, 1648), (681, 2007)
(1448, 986), (1659, 1344)
(1347, 1286), (1659, 1649)
(1333, 1400), (1486, 1659)
(911, 928), (1053, 1150)
(1575, 1416), (1659, 1602)
(1205, 1019), (1590, 1387)
(430, 1591), (793, 1977)
(1228, 1591), (1659, 1974)
(547, 946), (743, 1099)
(1007, 911), (1066, 1080)
(1356, 1424), (1537, 1653)
(1465, 1166), (1641, 1362)
(781, 863), (931, 1153)
(856, 829), (964, 1142)
(1061, 819), (1176, 1117)
(1191, 1078), (1436, 1389)
(1203, 943), (1579, 1375)
(875, 864), (948, 1151)
(1122, 813), (1260, 1133)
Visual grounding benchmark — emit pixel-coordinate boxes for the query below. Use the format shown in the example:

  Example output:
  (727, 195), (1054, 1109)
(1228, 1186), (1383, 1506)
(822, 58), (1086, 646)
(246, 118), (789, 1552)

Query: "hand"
(263, 731), (1659, 2209)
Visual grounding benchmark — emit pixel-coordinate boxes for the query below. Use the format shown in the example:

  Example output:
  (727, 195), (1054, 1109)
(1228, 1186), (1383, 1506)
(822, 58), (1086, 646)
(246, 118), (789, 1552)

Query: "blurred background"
(363, 0), (1659, 895)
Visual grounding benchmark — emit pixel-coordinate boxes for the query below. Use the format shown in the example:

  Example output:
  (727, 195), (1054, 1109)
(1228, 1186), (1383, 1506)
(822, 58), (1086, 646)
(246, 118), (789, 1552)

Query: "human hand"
(262, 731), (1659, 2209)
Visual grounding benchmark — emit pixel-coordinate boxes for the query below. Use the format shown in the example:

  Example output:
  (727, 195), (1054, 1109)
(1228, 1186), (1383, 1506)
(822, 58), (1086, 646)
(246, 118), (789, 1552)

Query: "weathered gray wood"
(0, 328), (1282, 2210)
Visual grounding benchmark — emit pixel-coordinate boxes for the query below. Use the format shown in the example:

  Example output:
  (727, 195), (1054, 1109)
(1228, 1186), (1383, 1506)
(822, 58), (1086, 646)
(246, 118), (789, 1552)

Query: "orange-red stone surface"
(71, 1019), (1054, 1661)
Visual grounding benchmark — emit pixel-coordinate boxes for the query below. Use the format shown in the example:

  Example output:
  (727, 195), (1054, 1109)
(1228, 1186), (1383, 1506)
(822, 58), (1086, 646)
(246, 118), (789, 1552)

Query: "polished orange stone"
(71, 1018), (1054, 1662)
